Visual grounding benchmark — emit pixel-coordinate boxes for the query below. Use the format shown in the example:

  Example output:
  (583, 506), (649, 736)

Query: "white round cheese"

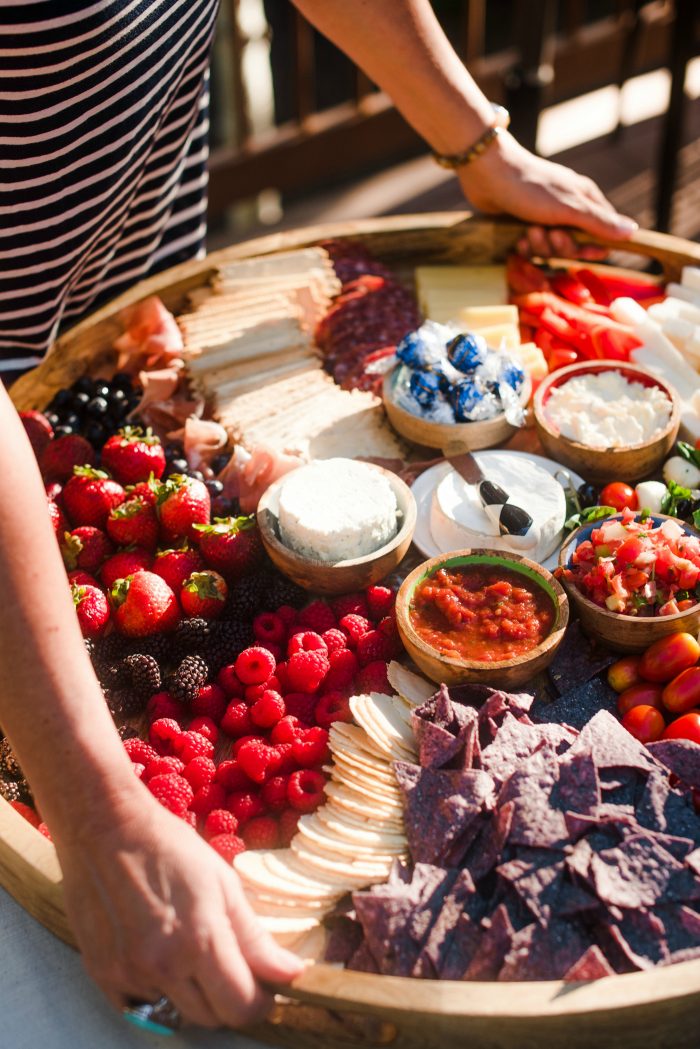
(429, 451), (566, 563)
(278, 458), (399, 563)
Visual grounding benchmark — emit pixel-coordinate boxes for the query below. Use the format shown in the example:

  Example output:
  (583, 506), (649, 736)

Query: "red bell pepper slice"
(590, 324), (642, 360)
(547, 347), (580, 372)
(506, 255), (551, 295)
(574, 267), (663, 303)
(539, 307), (597, 359)
(551, 272), (594, 306)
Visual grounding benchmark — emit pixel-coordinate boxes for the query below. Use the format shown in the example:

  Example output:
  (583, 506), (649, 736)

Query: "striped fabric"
(0, 0), (219, 377)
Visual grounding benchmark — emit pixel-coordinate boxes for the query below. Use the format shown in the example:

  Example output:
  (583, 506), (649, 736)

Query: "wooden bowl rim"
(558, 512), (700, 624)
(533, 359), (680, 454)
(395, 548), (569, 673)
(256, 461), (417, 570)
(382, 366), (532, 436)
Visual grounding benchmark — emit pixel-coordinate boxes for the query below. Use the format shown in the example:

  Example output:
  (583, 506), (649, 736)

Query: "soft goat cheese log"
(277, 458), (399, 563)
(430, 452), (566, 563)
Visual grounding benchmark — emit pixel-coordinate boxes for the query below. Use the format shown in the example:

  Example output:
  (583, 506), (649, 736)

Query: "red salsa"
(410, 564), (555, 662)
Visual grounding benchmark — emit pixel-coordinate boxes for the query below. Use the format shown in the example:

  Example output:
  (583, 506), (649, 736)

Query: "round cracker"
(259, 915), (321, 935)
(290, 841), (391, 882)
(330, 722), (389, 760)
(387, 661), (435, 706)
(235, 850), (342, 899)
(296, 815), (405, 860)
(324, 780), (402, 816)
(315, 807), (407, 843)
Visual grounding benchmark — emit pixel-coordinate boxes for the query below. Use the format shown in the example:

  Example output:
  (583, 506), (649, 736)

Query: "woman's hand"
(54, 796), (303, 1030)
(458, 132), (638, 259)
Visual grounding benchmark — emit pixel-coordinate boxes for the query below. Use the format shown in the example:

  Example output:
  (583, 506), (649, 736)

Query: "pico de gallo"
(557, 508), (700, 616)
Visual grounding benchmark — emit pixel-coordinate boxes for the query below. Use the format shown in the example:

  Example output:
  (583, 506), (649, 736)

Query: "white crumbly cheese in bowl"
(543, 371), (672, 449)
(277, 458), (399, 563)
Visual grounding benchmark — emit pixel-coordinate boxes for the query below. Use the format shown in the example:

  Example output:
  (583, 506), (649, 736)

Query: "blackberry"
(173, 617), (212, 652)
(106, 689), (146, 720)
(225, 572), (267, 620)
(0, 739), (23, 780)
(138, 633), (172, 665)
(95, 661), (127, 691)
(123, 654), (161, 698)
(265, 570), (307, 610)
(118, 724), (140, 742)
(170, 654), (209, 705)
(83, 637), (95, 659)
(93, 633), (130, 665)
(0, 779), (22, 804)
(202, 619), (253, 673)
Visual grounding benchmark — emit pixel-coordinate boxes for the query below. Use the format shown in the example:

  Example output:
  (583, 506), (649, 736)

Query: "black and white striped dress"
(0, 0), (219, 381)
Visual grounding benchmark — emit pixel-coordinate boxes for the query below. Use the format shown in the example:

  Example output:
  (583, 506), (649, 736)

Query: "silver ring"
(122, 995), (182, 1035)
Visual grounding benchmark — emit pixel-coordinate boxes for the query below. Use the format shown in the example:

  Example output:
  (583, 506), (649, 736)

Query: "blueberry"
(62, 412), (81, 431)
(577, 482), (599, 510)
(50, 389), (73, 409)
(84, 421), (108, 447)
(111, 372), (133, 392)
(72, 391), (91, 411)
(93, 383), (110, 400)
(205, 479), (224, 497)
(53, 425), (74, 438)
(188, 469), (204, 482)
(168, 458), (189, 475)
(86, 396), (109, 418)
(164, 444), (183, 463)
(45, 412), (60, 428)
(73, 377), (95, 396)
(211, 453), (230, 474)
(107, 388), (128, 409)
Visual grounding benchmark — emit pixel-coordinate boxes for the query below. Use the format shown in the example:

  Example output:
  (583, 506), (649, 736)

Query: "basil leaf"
(639, 507), (651, 523)
(661, 480), (692, 516)
(693, 508), (700, 530)
(677, 441), (700, 469)
(564, 504), (616, 532)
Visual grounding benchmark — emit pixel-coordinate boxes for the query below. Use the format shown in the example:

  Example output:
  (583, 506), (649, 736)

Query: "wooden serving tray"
(7, 214), (700, 1049)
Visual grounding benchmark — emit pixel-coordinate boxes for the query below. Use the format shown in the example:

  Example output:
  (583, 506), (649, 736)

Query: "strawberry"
(152, 544), (204, 593)
(126, 477), (159, 507)
(110, 570), (180, 637)
(72, 583), (110, 638)
(63, 466), (125, 528)
(19, 410), (53, 459)
(100, 548), (152, 590)
(68, 569), (100, 588)
(48, 499), (69, 539)
(45, 481), (64, 504)
(101, 427), (166, 485)
(156, 475), (210, 543)
(61, 526), (114, 573)
(40, 434), (95, 482)
(106, 496), (159, 550)
(180, 570), (228, 619)
(193, 515), (263, 579)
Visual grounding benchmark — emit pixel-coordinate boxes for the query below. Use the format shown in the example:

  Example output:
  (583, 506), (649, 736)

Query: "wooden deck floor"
(207, 94), (700, 250)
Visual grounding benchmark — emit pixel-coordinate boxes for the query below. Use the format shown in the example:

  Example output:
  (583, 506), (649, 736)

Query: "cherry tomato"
(617, 683), (664, 716)
(662, 711), (700, 745)
(599, 482), (638, 512)
(639, 632), (700, 683)
(607, 655), (643, 694)
(662, 667), (700, 714)
(621, 705), (666, 743)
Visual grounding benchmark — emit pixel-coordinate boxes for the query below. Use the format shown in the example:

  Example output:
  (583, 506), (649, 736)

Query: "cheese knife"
(442, 441), (535, 540)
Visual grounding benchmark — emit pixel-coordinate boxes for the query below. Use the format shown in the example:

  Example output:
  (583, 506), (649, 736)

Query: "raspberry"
(215, 759), (252, 792)
(190, 683), (228, 723)
(286, 650), (329, 693)
(231, 734), (265, 758)
(242, 815), (279, 850)
(237, 739), (282, 783)
(146, 691), (184, 724)
(287, 769), (326, 813)
(332, 593), (369, 620)
(234, 645), (276, 685)
(190, 782), (227, 818)
(216, 664), (243, 698)
(188, 716), (219, 744)
(275, 742), (298, 775)
(282, 692), (317, 724)
(261, 774), (290, 812)
(355, 659), (390, 694)
(338, 614), (371, 646)
(183, 810), (198, 829)
(276, 605), (298, 627)
(321, 628), (347, 654)
(250, 690), (285, 728)
(148, 718), (183, 756)
(378, 612), (398, 638)
(209, 833), (246, 862)
(221, 700), (253, 738)
(147, 773), (194, 817)
(274, 660), (290, 692)
(324, 648), (359, 689)
(143, 756), (185, 782)
(292, 727), (330, 768)
(178, 730), (215, 764)
(298, 600), (336, 633)
(271, 715), (305, 745)
(315, 691), (352, 728)
(253, 612), (286, 645)
(258, 641), (282, 662)
(38, 823), (52, 840)
(278, 809), (300, 846)
(204, 808), (239, 840)
(10, 801), (40, 828)
(287, 630), (327, 657)
(244, 682), (268, 704)
(183, 755), (216, 791)
(226, 790), (266, 824)
(356, 628), (393, 667)
(365, 585), (395, 621)
(123, 737), (158, 765)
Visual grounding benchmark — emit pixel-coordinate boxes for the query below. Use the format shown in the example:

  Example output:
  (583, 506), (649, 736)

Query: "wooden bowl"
(395, 549), (569, 689)
(382, 367), (531, 451)
(558, 513), (700, 652)
(533, 359), (679, 484)
(257, 463), (416, 594)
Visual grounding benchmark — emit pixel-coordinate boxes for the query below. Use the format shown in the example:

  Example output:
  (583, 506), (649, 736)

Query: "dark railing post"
(655, 0), (696, 233)
(505, 0), (557, 153)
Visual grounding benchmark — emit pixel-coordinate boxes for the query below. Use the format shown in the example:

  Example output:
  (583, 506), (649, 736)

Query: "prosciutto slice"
(114, 295), (185, 373)
(217, 445), (304, 512)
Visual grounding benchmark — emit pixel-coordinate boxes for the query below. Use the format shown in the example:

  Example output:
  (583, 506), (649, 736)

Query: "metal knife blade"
(442, 442), (535, 540)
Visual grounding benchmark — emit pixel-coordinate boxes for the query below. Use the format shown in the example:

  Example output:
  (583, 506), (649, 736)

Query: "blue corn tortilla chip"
(563, 944), (616, 981)
(548, 621), (615, 697)
(648, 739), (700, 790)
(657, 904), (700, 964)
(480, 712), (575, 786)
(586, 833), (697, 909)
(566, 710), (657, 773)
(499, 918), (590, 981)
(604, 909), (669, 971)
(553, 751), (601, 815)
(412, 869), (479, 978)
(436, 910), (484, 980)
(462, 903), (516, 980)
(531, 677), (617, 732)
(499, 745), (569, 849)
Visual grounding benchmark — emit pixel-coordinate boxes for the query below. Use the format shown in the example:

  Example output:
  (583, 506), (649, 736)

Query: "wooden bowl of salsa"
(396, 550), (569, 689)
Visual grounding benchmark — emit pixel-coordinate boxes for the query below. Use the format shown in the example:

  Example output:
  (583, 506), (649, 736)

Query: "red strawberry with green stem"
(62, 526), (114, 573)
(152, 544), (205, 593)
(40, 434), (95, 482)
(126, 475), (160, 507)
(100, 548), (152, 590)
(156, 474), (210, 543)
(19, 410), (53, 459)
(101, 427), (166, 485)
(180, 570), (228, 619)
(110, 570), (180, 637)
(194, 515), (263, 580)
(48, 499), (69, 540)
(106, 496), (159, 550)
(63, 466), (125, 528)
(72, 583), (110, 638)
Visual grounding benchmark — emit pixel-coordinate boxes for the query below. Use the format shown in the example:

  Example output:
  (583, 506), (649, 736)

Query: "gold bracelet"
(432, 104), (511, 170)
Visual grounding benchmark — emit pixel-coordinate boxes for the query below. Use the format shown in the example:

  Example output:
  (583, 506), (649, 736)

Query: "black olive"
(86, 396), (109, 417)
(577, 482), (599, 509)
(674, 498), (692, 519)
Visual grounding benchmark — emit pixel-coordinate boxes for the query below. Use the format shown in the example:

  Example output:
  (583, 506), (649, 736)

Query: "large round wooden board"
(6, 213), (700, 1048)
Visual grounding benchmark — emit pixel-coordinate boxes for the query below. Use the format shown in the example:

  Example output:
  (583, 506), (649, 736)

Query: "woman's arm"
(0, 381), (301, 1027)
(291, 0), (637, 251)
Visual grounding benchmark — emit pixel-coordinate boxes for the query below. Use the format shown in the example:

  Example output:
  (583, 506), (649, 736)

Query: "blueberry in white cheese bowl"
(256, 457), (417, 594)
